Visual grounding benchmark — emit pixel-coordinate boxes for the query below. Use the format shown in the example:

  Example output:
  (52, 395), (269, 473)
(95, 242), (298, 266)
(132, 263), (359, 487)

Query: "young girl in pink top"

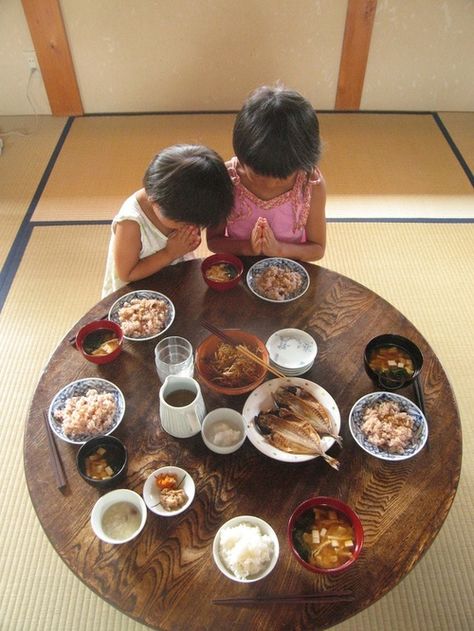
(206, 85), (326, 261)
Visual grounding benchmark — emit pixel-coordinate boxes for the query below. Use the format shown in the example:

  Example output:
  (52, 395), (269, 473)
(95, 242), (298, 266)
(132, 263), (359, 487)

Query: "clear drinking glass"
(154, 336), (194, 382)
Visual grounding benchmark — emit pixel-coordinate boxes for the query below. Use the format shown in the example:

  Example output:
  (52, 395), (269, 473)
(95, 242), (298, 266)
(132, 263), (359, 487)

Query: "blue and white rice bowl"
(48, 378), (126, 444)
(246, 258), (310, 303)
(108, 290), (175, 342)
(349, 391), (428, 461)
(266, 328), (317, 376)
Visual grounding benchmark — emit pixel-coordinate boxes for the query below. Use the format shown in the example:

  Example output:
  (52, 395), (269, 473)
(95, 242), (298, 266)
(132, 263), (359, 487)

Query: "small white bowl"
(143, 466), (195, 516)
(213, 515), (279, 583)
(201, 408), (246, 454)
(91, 489), (147, 544)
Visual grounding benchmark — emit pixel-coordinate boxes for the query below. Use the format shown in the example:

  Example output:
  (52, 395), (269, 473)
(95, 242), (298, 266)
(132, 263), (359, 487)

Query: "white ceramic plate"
(266, 328), (317, 372)
(143, 466), (195, 516)
(48, 378), (125, 444)
(108, 290), (175, 342)
(349, 391), (428, 461)
(213, 515), (279, 582)
(246, 258), (310, 303)
(242, 377), (341, 463)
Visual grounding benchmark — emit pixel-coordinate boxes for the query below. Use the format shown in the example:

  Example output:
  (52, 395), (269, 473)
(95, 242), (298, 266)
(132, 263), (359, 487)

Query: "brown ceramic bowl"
(201, 253), (244, 292)
(75, 319), (124, 365)
(288, 496), (364, 575)
(195, 329), (269, 396)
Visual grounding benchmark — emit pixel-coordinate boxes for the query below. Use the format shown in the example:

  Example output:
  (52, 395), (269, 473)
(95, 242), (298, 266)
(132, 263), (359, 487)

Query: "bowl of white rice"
(213, 515), (279, 582)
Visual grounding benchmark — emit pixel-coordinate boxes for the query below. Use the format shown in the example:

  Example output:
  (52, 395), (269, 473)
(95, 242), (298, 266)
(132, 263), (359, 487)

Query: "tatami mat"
(31, 113), (473, 223)
(31, 114), (236, 222)
(439, 112), (474, 173)
(1, 222), (473, 630)
(0, 115), (66, 267)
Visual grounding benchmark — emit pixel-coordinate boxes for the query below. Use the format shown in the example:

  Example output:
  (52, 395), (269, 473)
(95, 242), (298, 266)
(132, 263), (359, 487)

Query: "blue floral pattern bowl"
(349, 391), (428, 461)
(246, 258), (310, 303)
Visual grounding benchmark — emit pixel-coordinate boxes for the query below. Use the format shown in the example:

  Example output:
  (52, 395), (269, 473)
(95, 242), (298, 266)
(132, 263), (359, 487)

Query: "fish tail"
(324, 454), (340, 470)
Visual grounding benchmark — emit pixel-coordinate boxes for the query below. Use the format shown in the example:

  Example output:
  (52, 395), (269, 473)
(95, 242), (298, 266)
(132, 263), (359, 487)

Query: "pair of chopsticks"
(42, 410), (67, 490)
(212, 590), (354, 606)
(200, 320), (286, 380)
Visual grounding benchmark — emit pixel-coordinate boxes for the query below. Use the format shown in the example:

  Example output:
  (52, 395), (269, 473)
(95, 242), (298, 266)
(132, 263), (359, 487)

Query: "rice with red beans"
(361, 400), (415, 454)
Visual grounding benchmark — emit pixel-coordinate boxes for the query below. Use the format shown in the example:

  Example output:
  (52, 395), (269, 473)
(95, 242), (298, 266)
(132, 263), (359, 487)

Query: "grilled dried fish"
(272, 386), (342, 446)
(255, 412), (340, 470)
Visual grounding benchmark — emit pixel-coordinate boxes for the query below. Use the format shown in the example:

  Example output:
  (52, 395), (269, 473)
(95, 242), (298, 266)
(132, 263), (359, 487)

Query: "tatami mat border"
(1, 111), (472, 313)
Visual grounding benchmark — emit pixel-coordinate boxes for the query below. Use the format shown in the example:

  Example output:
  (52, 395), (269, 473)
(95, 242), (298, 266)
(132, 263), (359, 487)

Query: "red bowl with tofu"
(287, 496), (364, 574)
(75, 319), (124, 365)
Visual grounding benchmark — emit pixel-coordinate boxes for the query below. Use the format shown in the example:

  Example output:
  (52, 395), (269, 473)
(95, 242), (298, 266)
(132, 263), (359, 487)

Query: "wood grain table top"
(24, 259), (462, 631)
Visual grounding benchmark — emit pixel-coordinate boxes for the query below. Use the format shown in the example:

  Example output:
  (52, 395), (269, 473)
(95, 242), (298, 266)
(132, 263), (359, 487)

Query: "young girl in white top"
(103, 144), (234, 296)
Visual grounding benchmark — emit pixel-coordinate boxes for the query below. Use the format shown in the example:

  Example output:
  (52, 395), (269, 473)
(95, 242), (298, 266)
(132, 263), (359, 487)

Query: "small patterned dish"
(266, 328), (317, 375)
(49, 378), (126, 444)
(143, 466), (195, 517)
(246, 258), (310, 303)
(108, 290), (175, 342)
(349, 391), (428, 461)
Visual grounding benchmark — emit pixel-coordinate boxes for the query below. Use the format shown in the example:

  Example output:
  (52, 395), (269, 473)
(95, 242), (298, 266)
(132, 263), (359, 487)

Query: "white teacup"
(159, 375), (206, 438)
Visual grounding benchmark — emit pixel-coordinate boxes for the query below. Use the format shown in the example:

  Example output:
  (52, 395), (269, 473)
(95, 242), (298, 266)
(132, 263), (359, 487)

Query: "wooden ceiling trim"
(21, 0), (83, 116)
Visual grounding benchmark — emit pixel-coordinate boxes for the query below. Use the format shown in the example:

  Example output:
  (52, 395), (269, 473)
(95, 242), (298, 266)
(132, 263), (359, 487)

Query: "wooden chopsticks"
(42, 410), (67, 490)
(200, 320), (286, 380)
(212, 590), (355, 605)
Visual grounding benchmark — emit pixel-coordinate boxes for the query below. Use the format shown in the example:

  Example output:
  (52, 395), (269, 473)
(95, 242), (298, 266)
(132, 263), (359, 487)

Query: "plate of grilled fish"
(243, 379), (341, 467)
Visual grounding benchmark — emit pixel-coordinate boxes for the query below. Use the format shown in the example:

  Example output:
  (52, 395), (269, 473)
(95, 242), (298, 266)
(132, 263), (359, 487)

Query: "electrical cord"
(0, 68), (40, 153)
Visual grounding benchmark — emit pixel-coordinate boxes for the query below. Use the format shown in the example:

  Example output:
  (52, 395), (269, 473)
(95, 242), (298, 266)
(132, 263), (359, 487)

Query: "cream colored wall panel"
(362, 0), (474, 111)
(0, 0), (51, 115)
(60, 0), (346, 113)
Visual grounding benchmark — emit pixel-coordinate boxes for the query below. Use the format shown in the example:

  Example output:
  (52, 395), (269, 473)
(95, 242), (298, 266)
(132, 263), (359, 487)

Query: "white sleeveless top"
(102, 193), (194, 297)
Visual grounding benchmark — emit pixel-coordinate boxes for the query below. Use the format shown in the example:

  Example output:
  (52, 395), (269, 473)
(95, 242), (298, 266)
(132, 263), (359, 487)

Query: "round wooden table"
(24, 259), (462, 631)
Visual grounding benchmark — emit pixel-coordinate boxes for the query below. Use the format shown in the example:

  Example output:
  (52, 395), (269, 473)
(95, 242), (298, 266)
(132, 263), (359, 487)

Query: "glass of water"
(155, 336), (194, 383)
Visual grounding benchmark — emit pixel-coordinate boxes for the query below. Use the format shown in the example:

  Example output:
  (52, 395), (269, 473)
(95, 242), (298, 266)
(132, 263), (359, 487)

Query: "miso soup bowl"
(201, 253), (244, 292)
(287, 496), (364, 574)
(364, 334), (423, 390)
(75, 319), (124, 365)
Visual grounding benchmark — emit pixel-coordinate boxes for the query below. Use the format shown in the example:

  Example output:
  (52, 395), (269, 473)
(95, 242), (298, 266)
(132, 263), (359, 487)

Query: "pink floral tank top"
(225, 157), (322, 243)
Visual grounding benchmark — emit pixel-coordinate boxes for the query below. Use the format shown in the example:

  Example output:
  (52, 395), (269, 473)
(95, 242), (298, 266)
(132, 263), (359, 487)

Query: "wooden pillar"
(335, 0), (377, 110)
(21, 0), (83, 116)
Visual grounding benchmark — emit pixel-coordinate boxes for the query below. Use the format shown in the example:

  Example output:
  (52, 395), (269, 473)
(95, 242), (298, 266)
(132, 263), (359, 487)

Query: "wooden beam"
(335, 0), (377, 110)
(21, 0), (83, 116)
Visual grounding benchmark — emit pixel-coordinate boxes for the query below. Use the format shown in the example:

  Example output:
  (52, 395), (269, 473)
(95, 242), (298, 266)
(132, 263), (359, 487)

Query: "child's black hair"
(144, 145), (234, 227)
(233, 85), (321, 179)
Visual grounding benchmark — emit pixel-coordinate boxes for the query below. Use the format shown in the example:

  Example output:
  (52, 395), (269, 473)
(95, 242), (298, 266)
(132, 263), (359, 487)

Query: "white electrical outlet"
(23, 51), (38, 71)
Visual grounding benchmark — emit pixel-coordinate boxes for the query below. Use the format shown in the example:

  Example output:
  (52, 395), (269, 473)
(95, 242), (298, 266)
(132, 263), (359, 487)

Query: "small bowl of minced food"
(213, 515), (279, 582)
(201, 408), (246, 454)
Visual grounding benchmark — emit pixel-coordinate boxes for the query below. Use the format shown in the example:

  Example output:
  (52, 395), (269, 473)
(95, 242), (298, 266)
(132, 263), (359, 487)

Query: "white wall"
(0, 0), (472, 116)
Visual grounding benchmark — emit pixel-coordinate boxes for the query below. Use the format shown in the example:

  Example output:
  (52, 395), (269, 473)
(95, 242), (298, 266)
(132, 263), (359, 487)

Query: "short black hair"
(233, 85), (321, 179)
(143, 145), (234, 227)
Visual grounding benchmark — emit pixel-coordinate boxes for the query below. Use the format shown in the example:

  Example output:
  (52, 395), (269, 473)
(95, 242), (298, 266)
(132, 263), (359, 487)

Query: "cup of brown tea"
(159, 375), (206, 438)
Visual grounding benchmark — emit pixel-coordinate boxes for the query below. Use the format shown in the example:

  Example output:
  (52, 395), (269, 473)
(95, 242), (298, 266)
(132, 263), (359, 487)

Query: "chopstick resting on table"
(212, 590), (355, 605)
(42, 410), (67, 490)
(200, 320), (286, 380)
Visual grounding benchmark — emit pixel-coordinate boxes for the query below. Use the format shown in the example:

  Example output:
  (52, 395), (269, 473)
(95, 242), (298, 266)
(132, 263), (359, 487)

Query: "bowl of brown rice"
(246, 257), (310, 303)
(348, 391), (428, 461)
(48, 377), (126, 444)
(108, 290), (175, 342)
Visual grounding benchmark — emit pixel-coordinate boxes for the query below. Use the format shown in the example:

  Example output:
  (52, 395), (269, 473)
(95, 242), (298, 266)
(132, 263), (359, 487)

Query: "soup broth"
(205, 263), (238, 282)
(368, 345), (415, 382)
(293, 507), (355, 569)
(101, 501), (141, 540)
(165, 389), (196, 407)
(83, 329), (119, 355)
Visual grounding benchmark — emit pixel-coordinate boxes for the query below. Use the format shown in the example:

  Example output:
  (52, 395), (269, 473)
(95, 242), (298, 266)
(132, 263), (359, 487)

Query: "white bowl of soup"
(91, 489), (147, 544)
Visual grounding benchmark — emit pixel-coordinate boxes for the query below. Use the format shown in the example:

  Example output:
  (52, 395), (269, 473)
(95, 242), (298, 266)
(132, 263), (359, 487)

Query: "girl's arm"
(206, 222), (260, 256)
(261, 176), (327, 262)
(114, 220), (200, 283)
